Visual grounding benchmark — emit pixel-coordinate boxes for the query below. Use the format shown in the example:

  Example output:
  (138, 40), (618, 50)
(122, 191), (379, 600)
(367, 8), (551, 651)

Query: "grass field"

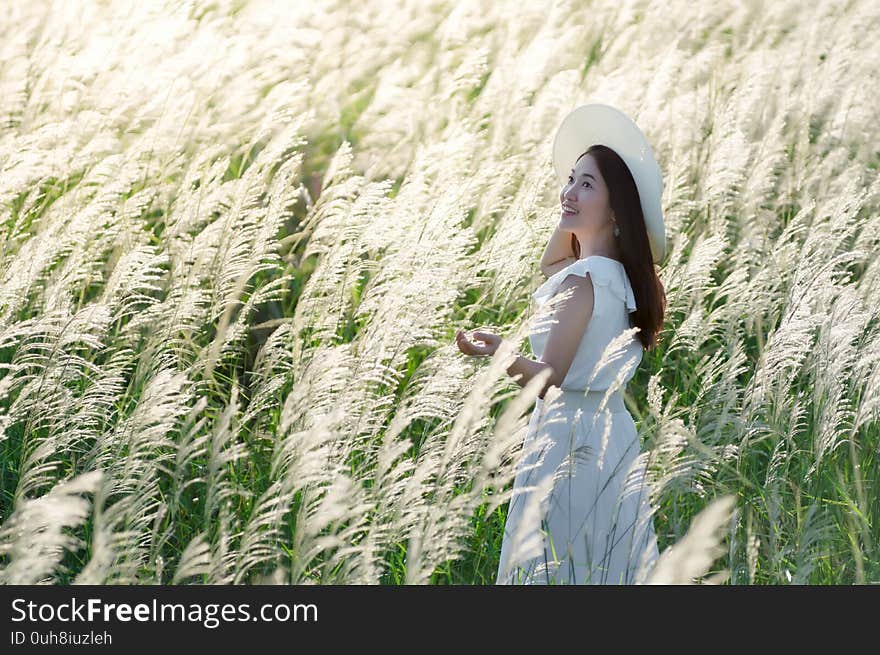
(1, 0), (878, 584)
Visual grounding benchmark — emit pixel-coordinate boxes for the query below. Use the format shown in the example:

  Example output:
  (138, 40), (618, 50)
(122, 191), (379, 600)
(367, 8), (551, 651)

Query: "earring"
(613, 223), (620, 237)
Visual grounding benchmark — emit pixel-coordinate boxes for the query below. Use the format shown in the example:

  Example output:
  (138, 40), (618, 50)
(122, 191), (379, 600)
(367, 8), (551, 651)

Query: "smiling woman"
(457, 103), (667, 585)
(496, 254), (657, 584)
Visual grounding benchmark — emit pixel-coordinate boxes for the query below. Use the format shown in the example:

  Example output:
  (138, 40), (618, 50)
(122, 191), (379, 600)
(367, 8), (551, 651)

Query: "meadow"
(0, 0), (878, 584)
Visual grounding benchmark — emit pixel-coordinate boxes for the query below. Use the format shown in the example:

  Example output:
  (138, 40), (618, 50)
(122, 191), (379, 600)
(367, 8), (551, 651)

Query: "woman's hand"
(455, 328), (502, 357)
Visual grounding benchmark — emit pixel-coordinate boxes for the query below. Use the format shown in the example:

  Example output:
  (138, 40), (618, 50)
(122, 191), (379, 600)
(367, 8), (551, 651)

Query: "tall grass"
(1, 0), (878, 584)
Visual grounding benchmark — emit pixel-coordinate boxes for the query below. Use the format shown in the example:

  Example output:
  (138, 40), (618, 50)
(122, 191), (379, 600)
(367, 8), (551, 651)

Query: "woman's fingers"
(456, 330), (474, 354)
(472, 330), (498, 347)
(472, 330), (492, 343)
(457, 328), (502, 357)
(456, 329), (489, 356)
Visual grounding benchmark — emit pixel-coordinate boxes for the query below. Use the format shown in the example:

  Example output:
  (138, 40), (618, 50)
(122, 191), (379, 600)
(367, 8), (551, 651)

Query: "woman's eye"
(582, 182), (591, 188)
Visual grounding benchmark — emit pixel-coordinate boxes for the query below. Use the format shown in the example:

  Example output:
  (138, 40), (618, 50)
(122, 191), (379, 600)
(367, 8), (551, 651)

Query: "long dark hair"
(569, 144), (666, 351)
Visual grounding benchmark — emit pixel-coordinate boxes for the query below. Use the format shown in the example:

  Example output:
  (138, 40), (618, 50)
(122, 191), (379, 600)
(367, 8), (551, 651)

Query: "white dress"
(496, 255), (660, 585)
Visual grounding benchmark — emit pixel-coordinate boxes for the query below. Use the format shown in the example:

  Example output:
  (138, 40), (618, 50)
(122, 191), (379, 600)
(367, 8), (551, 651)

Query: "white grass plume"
(0, 470), (103, 584)
(646, 494), (736, 585)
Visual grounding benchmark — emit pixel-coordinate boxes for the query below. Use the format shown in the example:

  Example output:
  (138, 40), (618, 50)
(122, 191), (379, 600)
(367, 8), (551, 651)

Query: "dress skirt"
(496, 386), (660, 585)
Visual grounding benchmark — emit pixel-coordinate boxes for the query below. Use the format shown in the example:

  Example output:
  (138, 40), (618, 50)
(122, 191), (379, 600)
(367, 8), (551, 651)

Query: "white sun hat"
(552, 103), (666, 264)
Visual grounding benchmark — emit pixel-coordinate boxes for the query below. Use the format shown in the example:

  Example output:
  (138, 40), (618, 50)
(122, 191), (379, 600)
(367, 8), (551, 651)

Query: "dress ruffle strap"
(533, 256), (637, 312)
(609, 267), (638, 313)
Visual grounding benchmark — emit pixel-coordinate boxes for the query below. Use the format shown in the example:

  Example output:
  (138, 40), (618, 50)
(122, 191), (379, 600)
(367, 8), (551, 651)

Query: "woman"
(456, 104), (667, 584)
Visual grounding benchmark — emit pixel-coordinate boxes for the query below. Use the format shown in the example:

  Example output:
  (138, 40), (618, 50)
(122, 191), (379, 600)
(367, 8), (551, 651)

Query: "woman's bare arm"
(506, 274), (594, 398)
(540, 224), (576, 277)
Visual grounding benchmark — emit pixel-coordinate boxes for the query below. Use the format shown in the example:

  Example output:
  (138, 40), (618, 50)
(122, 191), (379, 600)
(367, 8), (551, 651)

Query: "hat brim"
(553, 103), (666, 264)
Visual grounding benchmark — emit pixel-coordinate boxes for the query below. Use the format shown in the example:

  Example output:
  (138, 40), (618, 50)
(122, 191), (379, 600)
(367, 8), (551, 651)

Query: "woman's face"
(558, 153), (614, 238)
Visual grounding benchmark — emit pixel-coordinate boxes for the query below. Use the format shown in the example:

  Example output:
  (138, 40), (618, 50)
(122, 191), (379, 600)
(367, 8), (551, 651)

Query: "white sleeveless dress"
(496, 255), (660, 585)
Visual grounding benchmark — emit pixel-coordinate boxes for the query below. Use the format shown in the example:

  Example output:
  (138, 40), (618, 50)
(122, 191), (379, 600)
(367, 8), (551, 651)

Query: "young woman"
(456, 104), (667, 584)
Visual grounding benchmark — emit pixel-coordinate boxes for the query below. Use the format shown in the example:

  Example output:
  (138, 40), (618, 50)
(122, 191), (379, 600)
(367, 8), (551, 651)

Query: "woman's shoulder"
(533, 255), (636, 312)
(541, 256), (578, 278)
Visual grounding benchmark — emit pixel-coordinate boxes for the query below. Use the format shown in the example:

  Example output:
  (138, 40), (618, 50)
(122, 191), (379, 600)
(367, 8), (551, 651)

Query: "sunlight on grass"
(0, 0), (878, 584)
